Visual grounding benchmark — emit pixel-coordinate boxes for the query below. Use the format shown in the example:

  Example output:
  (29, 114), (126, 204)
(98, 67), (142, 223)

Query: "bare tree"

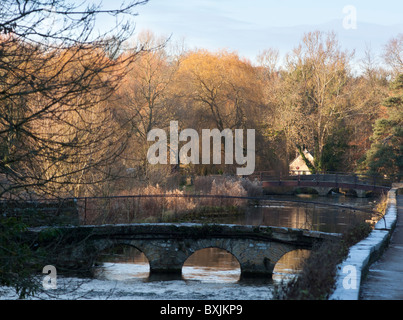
(280, 31), (354, 172)
(0, 0), (148, 199)
(384, 33), (403, 76)
(113, 30), (182, 186)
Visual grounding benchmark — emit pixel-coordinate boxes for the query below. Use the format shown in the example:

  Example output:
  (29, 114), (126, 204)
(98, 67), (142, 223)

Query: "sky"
(105, 0), (403, 65)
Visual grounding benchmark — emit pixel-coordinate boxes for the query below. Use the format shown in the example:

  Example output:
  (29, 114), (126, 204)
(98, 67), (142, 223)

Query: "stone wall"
(329, 187), (399, 300)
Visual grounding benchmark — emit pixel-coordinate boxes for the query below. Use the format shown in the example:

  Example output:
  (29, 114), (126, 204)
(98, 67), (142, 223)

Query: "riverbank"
(330, 185), (401, 300)
(359, 190), (403, 299)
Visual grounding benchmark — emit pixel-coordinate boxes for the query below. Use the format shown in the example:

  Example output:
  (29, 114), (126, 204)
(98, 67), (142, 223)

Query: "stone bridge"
(29, 223), (340, 278)
(260, 173), (391, 197)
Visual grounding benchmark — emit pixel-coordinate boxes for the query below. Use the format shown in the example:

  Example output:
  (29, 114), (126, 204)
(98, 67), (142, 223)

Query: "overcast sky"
(110, 0), (403, 64)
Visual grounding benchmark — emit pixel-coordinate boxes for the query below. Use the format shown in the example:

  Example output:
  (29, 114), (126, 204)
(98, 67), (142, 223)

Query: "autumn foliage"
(1, 24), (402, 200)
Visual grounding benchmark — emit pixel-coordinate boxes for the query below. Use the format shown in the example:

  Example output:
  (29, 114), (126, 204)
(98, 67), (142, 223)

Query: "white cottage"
(289, 149), (314, 175)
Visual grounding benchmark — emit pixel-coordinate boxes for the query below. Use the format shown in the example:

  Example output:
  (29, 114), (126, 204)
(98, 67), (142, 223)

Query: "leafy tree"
(362, 74), (403, 178)
(177, 49), (263, 132)
(0, 217), (45, 299)
(174, 49), (267, 174)
(320, 124), (351, 172)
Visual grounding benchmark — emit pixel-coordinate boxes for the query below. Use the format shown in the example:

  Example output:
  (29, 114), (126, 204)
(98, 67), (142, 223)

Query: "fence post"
(175, 194), (178, 215)
(137, 196), (140, 220)
(84, 197), (87, 225)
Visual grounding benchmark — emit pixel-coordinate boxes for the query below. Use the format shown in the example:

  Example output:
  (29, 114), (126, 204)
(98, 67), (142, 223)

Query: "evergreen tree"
(363, 74), (403, 179)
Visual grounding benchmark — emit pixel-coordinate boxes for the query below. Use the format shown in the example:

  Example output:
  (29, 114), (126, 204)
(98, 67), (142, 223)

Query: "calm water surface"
(214, 194), (376, 233)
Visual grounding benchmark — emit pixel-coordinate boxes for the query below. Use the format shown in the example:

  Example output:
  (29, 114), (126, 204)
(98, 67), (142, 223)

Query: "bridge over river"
(28, 223), (340, 278)
(252, 172), (392, 197)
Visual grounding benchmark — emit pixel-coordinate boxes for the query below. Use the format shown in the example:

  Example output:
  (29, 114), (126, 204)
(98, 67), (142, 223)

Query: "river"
(1, 194), (378, 300)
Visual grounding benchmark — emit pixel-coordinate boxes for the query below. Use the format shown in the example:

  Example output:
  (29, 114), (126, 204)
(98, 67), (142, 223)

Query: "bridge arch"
(85, 237), (301, 277)
(94, 242), (149, 264)
(295, 187), (320, 195)
(339, 188), (367, 198)
(183, 246), (241, 268)
(84, 239), (154, 272)
(93, 242), (151, 279)
(182, 247), (241, 281)
(272, 249), (311, 280)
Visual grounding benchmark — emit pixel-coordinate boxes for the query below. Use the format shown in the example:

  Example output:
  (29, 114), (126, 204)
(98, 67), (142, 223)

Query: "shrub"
(240, 178), (263, 197)
(165, 188), (196, 213)
(273, 221), (373, 300)
(210, 179), (247, 206)
(82, 175), (263, 224)
(194, 176), (214, 194)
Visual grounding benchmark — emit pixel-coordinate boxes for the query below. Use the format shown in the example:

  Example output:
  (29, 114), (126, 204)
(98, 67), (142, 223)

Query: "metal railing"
(66, 193), (378, 225)
(0, 189), (384, 227)
(249, 171), (397, 189)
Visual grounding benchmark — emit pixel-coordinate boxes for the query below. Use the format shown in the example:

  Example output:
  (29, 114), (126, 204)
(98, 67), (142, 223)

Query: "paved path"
(360, 193), (403, 300)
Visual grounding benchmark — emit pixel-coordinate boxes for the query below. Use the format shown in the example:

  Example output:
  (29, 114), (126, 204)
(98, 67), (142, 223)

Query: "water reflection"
(94, 245), (150, 280)
(182, 248), (241, 283)
(195, 194), (375, 233)
(95, 262), (150, 281)
(94, 246), (312, 285)
(272, 249), (310, 281)
(94, 246), (244, 283)
(245, 194), (374, 233)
